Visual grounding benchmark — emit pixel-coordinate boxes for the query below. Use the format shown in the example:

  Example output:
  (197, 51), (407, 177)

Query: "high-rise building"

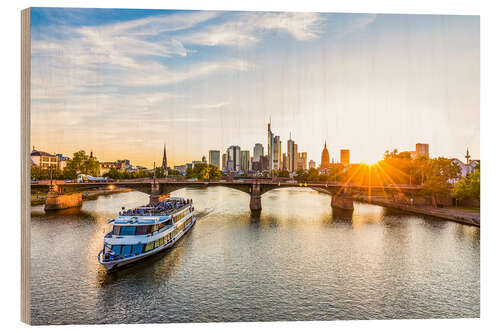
(209, 150), (221, 169)
(340, 149), (350, 166)
(253, 143), (264, 163)
(415, 143), (429, 158)
(273, 136), (281, 170)
(227, 145), (241, 172)
(321, 141), (330, 170)
(267, 121), (274, 171)
(282, 153), (288, 170)
(298, 152), (307, 170)
(287, 134), (295, 172)
(222, 153), (227, 171)
(241, 150), (250, 172)
(309, 160), (316, 169)
(293, 143), (298, 171)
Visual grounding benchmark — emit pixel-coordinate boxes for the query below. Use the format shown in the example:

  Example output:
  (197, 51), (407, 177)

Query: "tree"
(154, 167), (165, 178)
(423, 157), (461, 207)
(185, 163), (221, 180)
(277, 170), (289, 178)
(64, 150), (100, 178)
(307, 168), (320, 181)
(452, 163), (480, 203)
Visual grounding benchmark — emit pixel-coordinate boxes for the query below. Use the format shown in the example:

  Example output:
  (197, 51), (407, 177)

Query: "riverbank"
(31, 188), (133, 206)
(354, 195), (480, 227)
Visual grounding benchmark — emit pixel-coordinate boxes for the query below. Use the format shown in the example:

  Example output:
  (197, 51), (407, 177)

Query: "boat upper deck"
(109, 197), (193, 226)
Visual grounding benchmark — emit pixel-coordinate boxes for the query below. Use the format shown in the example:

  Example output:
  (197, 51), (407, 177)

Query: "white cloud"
(192, 102), (230, 109)
(178, 12), (326, 47)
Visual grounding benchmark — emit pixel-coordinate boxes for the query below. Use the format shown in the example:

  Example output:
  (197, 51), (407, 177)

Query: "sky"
(30, 8), (479, 167)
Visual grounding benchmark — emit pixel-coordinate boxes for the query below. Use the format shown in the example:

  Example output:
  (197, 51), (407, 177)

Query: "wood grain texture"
(21, 7), (31, 325)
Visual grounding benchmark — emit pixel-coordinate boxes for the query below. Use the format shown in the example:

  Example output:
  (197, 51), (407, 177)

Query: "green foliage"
(185, 163), (222, 180)
(422, 157), (461, 206)
(277, 170), (289, 178)
(31, 165), (64, 180)
(153, 167), (166, 178)
(452, 164), (480, 202)
(65, 150), (100, 178)
(104, 168), (152, 179)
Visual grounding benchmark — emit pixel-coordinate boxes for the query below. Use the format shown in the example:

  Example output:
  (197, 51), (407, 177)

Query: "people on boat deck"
(118, 198), (192, 216)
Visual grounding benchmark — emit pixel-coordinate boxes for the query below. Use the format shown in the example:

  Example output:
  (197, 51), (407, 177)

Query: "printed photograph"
(27, 8), (479, 325)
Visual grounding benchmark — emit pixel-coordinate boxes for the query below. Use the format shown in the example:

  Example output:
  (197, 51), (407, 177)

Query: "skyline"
(30, 9), (479, 167)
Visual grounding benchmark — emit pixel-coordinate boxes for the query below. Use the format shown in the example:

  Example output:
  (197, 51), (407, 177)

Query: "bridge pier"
(249, 183), (262, 216)
(149, 182), (160, 205)
(44, 185), (82, 211)
(330, 194), (354, 210)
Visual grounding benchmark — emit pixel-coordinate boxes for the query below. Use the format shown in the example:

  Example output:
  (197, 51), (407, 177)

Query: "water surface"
(30, 187), (480, 324)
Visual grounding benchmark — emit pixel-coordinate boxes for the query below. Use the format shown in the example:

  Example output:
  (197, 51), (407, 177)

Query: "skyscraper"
(209, 150), (221, 169)
(321, 141), (330, 170)
(298, 152), (307, 170)
(267, 120), (274, 171)
(241, 150), (250, 172)
(227, 145), (241, 172)
(340, 149), (350, 166)
(309, 160), (316, 169)
(272, 135), (281, 170)
(287, 133), (295, 172)
(253, 143), (264, 163)
(222, 153), (227, 171)
(161, 143), (167, 170)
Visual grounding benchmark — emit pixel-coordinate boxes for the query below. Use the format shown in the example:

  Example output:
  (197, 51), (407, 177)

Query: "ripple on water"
(30, 188), (479, 324)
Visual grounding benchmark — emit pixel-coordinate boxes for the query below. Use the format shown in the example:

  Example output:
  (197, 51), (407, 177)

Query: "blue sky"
(30, 8), (479, 167)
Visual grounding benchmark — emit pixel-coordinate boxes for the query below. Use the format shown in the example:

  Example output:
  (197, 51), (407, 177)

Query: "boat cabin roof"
(109, 215), (172, 226)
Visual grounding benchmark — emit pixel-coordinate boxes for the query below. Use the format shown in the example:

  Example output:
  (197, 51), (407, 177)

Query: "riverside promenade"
(354, 195), (480, 227)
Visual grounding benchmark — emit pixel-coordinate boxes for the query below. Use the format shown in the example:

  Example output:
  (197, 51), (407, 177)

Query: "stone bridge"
(32, 179), (424, 215)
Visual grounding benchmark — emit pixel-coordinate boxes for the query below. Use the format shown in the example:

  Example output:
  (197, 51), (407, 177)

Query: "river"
(30, 187), (480, 324)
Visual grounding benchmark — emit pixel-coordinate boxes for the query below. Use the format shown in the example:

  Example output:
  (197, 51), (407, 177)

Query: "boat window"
(145, 242), (154, 252)
(111, 245), (121, 255)
(121, 245), (132, 256)
(113, 226), (121, 235)
(120, 226), (136, 236)
(136, 225), (149, 235)
(154, 239), (160, 248)
(132, 244), (143, 255)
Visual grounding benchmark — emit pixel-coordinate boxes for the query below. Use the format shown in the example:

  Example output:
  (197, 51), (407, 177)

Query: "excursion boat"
(98, 197), (196, 271)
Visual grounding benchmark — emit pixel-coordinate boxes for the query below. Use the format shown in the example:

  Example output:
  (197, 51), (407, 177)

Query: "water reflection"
(30, 187), (480, 325)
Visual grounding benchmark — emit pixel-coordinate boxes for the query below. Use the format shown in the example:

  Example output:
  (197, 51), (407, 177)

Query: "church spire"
(465, 147), (471, 164)
(162, 143), (167, 170)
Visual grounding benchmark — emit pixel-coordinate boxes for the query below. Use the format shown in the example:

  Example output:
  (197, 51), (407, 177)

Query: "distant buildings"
(222, 153), (228, 171)
(174, 165), (187, 175)
(340, 149), (350, 166)
(416, 143), (429, 158)
(272, 135), (281, 170)
(401, 143), (430, 159)
(202, 155), (207, 163)
(30, 148), (60, 169)
(253, 143), (264, 163)
(241, 150), (250, 172)
(320, 141), (330, 170)
(226, 145), (241, 172)
(209, 150), (221, 169)
(298, 152), (307, 170)
(309, 160), (316, 169)
(450, 148), (480, 184)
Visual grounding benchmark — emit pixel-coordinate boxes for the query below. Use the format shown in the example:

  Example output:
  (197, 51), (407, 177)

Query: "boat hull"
(98, 216), (196, 271)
